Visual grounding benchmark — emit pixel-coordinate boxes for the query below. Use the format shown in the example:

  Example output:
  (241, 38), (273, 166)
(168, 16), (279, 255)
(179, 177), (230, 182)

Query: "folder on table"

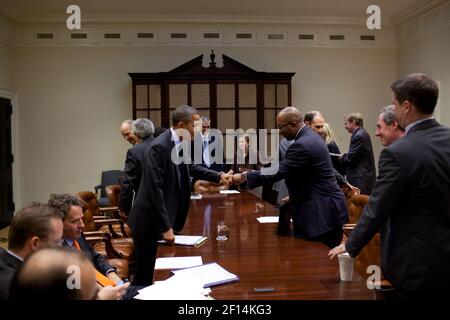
(158, 235), (208, 247)
(171, 262), (239, 288)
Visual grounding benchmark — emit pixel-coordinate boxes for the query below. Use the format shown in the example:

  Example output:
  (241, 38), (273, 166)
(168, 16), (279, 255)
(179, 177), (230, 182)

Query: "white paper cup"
(338, 253), (354, 281)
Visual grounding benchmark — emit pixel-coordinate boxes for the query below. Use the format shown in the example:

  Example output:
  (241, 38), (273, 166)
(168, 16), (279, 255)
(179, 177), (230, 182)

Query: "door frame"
(0, 85), (20, 212)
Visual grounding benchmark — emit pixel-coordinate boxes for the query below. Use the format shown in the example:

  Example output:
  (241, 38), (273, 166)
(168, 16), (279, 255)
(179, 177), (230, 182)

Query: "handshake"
(218, 170), (248, 186)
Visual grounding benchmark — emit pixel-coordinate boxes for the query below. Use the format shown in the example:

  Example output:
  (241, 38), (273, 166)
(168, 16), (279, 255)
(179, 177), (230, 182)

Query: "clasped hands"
(218, 170), (248, 186)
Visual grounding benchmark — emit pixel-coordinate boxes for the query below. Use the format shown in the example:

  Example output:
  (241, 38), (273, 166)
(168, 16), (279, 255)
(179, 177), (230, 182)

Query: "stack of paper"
(158, 235), (208, 247)
(220, 190), (240, 194)
(172, 262), (239, 288)
(256, 216), (293, 223)
(257, 216), (279, 223)
(134, 274), (212, 300)
(154, 256), (203, 270)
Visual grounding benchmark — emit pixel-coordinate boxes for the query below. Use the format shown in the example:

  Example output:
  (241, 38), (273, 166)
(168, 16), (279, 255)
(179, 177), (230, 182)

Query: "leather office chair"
(94, 170), (124, 207)
(342, 191), (393, 298)
(77, 191), (132, 237)
(84, 232), (129, 279)
(105, 184), (128, 221)
(76, 191), (133, 261)
(105, 184), (121, 206)
(193, 180), (229, 193)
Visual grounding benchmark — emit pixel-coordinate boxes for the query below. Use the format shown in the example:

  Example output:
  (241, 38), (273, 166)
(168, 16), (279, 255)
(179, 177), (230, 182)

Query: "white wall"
(397, 25), (450, 126)
(12, 45), (396, 206)
(0, 42), (12, 88)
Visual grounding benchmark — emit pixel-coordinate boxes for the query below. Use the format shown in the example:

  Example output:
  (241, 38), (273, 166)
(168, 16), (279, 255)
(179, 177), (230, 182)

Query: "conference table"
(155, 191), (375, 300)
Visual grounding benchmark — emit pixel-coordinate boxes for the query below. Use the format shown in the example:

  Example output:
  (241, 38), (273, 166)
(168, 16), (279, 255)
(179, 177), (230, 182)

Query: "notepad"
(158, 235), (208, 247)
(257, 216), (279, 223)
(220, 190), (240, 194)
(154, 256), (203, 270)
(256, 216), (293, 223)
(172, 262), (239, 288)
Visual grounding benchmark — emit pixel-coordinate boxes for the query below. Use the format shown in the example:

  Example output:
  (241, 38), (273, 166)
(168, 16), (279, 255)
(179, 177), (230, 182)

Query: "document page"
(155, 256), (203, 270)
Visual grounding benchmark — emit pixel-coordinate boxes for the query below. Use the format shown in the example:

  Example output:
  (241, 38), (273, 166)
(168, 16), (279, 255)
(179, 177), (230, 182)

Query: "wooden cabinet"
(129, 51), (295, 132)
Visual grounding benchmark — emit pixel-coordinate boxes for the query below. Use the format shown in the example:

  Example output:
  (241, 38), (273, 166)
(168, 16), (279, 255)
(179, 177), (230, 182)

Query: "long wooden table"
(155, 191), (375, 300)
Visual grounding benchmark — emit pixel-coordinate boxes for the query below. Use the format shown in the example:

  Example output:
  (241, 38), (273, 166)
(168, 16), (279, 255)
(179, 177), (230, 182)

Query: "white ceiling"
(0, 0), (446, 25)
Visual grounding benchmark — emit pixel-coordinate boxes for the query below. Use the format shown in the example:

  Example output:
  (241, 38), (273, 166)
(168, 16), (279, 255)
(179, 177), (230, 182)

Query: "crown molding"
(3, 12), (392, 27)
(391, 0), (448, 26)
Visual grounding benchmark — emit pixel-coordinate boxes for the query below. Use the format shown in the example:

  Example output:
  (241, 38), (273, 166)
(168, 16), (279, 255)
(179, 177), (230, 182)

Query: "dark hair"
(304, 111), (320, 124)
(47, 194), (83, 220)
(8, 203), (62, 251)
(390, 73), (438, 115)
(345, 113), (364, 127)
(171, 105), (198, 126)
(9, 248), (94, 300)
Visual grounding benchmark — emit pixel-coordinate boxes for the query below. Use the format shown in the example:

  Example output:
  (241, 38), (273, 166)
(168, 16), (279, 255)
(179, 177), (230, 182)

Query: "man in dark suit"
(329, 74), (450, 299)
(119, 118), (155, 215)
(0, 203), (63, 300)
(47, 194), (121, 281)
(340, 113), (376, 194)
(198, 115), (226, 173)
(233, 107), (349, 248)
(128, 105), (233, 286)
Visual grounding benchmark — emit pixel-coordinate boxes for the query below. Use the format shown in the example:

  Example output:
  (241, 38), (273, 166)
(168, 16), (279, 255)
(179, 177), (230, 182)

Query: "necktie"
(203, 140), (211, 167)
(73, 240), (116, 287)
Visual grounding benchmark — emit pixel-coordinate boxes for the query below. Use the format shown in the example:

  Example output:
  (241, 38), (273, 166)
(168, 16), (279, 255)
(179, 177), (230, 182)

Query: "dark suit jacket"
(198, 134), (227, 173)
(0, 248), (22, 300)
(246, 126), (349, 238)
(341, 127), (376, 194)
(128, 129), (221, 239)
(63, 235), (114, 276)
(119, 135), (155, 214)
(346, 119), (450, 293)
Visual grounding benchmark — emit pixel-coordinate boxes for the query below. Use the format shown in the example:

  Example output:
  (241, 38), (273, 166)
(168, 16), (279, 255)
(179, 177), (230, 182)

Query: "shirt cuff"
(105, 268), (116, 275)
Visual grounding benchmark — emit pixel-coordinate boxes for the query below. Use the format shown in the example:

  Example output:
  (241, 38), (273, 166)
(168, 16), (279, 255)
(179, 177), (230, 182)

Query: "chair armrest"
(85, 236), (104, 244)
(93, 219), (129, 238)
(94, 184), (103, 195)
(83, 231), (105, 237)
(99, 206), (119, 212)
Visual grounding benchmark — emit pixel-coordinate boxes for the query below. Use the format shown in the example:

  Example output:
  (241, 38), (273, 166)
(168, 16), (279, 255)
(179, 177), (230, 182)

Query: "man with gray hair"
(120, 120), (137, 145)
(340, 112), (376, 194)
(375, 105), (405, 147)
(119, 118), (155, 216)
(128, 105), (233, 285)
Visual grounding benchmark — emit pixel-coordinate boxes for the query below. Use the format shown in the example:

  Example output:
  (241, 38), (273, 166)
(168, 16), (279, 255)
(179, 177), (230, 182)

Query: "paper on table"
(257, 216), (293, 223)
(171, 262), (239, 288)
(154, 256), (203, 270)
(134, 274), (211, 300)
(220, 190), (240, 194)
(190, 194), (203, 200)
(158, 235), (208, 247)
(257, 216), (279, 223)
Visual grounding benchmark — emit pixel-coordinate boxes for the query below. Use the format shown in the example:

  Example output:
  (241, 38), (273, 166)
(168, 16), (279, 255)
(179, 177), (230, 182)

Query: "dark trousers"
(310, 227), (343, 249)
(132, 233), (158, 286)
